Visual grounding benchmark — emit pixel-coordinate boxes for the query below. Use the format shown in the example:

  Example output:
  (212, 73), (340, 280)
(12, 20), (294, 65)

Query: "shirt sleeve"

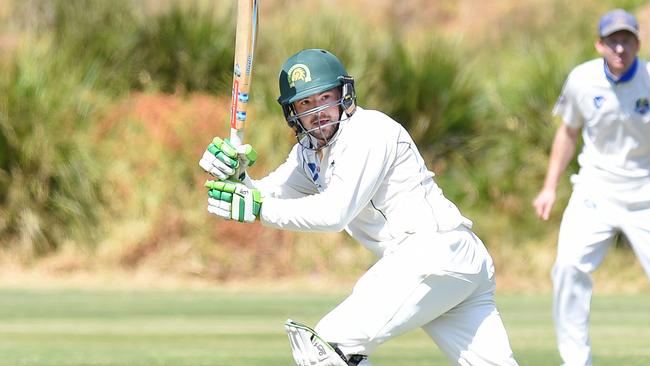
(260, 117), (395, 232)
(552, 69), (584, 129)
(247, 144), (316, 199)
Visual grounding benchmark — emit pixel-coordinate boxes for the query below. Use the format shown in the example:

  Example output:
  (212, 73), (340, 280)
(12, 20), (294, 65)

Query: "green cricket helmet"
(277, 49), (356, 141)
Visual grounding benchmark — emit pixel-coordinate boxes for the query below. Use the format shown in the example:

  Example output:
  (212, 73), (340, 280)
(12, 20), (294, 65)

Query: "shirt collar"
(604, 57), (638, 84)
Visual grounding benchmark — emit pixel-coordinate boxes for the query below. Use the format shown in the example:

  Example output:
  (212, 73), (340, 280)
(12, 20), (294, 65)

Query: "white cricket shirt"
(554, 58), (650, 185)
(251, 107), (472, 257)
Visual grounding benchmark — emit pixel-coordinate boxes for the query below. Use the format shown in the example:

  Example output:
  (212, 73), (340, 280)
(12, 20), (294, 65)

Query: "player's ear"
(594, 38), (606, 55)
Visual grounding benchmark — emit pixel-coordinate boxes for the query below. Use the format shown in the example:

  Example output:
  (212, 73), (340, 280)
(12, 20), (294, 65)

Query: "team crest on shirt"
(635, 98), (649, 115)
(593, 96), (605, 109)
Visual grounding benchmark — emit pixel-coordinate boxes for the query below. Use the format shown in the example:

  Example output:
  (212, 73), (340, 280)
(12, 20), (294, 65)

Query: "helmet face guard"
(277, 49), (356, 149)
(289, 95), (352, 150)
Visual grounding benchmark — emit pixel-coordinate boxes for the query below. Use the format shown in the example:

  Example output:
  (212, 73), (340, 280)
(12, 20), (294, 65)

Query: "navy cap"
(599, 9), (639, 38)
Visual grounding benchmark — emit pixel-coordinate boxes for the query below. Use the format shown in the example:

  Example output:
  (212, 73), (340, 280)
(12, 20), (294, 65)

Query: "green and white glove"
(199, 137), (257, 181)
(205, 180), (262, 223)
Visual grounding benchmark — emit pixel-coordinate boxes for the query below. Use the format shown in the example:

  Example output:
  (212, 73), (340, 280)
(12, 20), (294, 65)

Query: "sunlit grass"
(0, 289), (648, 365)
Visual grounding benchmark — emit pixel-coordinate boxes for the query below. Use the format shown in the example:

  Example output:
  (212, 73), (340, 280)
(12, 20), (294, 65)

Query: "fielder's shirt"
(554, 58), (650, 203)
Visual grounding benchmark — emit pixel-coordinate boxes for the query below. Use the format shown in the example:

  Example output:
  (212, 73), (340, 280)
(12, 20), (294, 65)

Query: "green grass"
(0, 289), (648, 365)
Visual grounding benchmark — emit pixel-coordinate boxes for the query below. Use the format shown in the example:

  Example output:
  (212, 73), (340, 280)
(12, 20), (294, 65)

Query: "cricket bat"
(229, 0), (259, 147)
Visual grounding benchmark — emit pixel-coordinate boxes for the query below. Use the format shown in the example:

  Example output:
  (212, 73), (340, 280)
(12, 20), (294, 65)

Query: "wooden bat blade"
(229, 0), (259, 147)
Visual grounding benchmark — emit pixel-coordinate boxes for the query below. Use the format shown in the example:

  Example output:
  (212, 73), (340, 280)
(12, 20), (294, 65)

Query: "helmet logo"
(287, 64), (312, 88)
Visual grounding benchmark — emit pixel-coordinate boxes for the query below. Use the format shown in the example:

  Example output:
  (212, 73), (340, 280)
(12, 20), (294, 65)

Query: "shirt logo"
(307, 162), (319, 182)
(593, 96), (605, 109)
(635, 98), (649, 115)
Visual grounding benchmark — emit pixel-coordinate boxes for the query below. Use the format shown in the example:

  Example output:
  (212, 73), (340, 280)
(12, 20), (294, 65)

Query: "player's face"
(597, 30), (640, 76)
(293, 87), (342, 147)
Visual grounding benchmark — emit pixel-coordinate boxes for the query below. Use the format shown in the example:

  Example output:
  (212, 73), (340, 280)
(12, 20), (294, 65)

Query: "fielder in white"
(200, 48), (518, 366)
(533, 9), (650, 366)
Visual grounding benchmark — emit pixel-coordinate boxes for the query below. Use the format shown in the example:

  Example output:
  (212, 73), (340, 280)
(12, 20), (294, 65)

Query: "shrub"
(0, 44), (102, 255)
(132, 3), (235, 94)
(365, 34), (485, 163)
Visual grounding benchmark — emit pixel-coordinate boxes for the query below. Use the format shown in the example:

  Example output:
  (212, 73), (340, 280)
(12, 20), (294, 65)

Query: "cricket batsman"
(200, 48), (518, 365)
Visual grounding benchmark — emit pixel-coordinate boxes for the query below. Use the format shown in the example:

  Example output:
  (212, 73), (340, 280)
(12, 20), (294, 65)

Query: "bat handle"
(228, 128), (247, 180)
(229, 128), (244, 148)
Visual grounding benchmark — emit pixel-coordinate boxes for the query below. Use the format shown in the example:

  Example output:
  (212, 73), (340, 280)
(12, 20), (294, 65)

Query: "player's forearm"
(259, 171), (378, 232)
(260, 195), (351, 232)
(542, 125), (579, 190)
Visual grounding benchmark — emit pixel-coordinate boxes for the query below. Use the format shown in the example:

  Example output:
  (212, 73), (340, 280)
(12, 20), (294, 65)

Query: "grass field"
(0, 289), (648, 366)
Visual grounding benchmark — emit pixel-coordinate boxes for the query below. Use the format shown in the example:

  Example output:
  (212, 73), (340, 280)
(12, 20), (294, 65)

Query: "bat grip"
(229, 128), (244, 148)
(228, 128), (247, 181)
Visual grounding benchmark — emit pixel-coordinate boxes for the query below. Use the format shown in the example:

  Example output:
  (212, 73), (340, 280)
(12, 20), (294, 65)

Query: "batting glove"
(205, 180), (262, 223)
(199, 137), (257, 181)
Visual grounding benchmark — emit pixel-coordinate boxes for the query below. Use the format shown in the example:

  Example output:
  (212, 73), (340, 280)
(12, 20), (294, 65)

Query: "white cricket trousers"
(315, 226), (518, 366)
(553, 185), (650, 366)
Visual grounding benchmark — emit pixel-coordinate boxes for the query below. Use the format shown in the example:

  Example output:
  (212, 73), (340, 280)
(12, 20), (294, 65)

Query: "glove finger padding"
(237, 143), (257, 167)
(284, 319), (349, 366)
(231, 142), (257, 181)
(206, 197), (231, 219)
(205, 180), (262, 223)
(199, 137), (258, 181)
(199, 137), (238, 178)
(200, 150), (234, 180)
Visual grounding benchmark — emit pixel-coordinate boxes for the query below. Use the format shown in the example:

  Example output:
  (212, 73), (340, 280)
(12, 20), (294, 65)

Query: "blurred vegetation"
(0, 38), (103, 255)
(0, 0), (648, 289)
